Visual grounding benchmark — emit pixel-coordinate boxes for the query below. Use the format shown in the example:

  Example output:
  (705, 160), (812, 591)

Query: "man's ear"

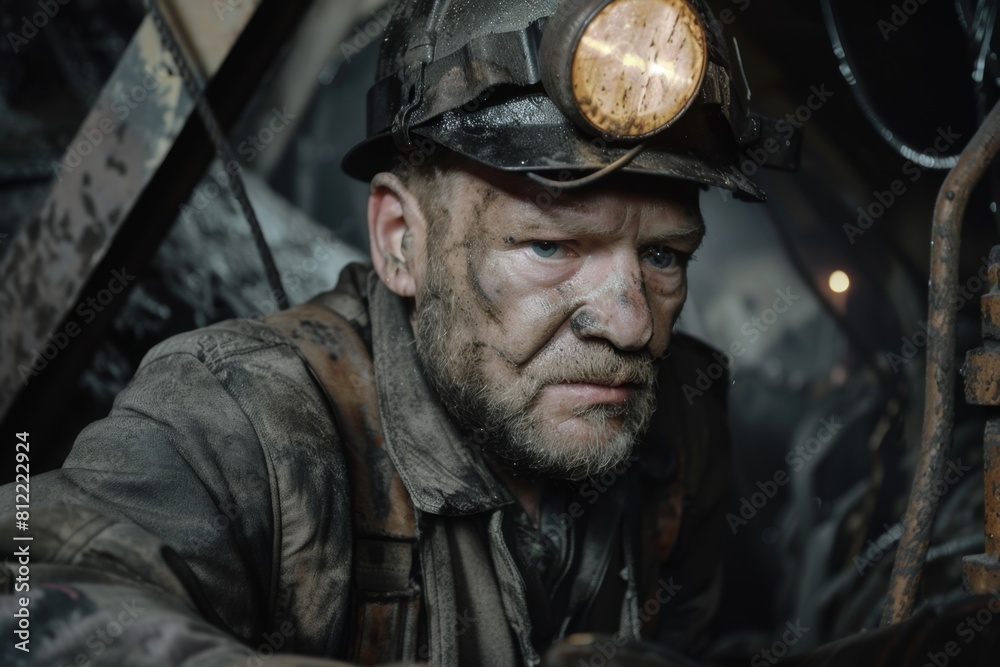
(367, 172), (425, 297)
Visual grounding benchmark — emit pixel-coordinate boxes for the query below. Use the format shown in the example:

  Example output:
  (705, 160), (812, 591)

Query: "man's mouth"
(544, 379), (638, 405)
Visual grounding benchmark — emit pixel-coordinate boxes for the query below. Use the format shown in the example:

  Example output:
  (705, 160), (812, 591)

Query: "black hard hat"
(342, 0), (797, 200)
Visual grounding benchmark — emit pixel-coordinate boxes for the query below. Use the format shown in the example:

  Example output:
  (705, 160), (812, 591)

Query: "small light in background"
(828, 270), (850, 294)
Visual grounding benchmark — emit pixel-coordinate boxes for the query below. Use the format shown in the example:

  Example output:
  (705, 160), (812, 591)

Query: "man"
(0, 0), (784, 665)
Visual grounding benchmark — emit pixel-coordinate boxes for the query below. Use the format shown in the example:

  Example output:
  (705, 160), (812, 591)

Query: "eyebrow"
(645, 226), (705, 247)
(517, 212), (705, 247)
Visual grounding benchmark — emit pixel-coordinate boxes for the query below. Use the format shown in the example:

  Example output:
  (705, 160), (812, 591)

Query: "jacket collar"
(368, 271), (512, 516)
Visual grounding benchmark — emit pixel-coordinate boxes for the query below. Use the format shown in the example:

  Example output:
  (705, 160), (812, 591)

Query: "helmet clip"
(392, 34), (435, 150)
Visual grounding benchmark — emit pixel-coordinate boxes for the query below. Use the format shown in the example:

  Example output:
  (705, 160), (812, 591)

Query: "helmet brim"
(342, 93), (765, 201)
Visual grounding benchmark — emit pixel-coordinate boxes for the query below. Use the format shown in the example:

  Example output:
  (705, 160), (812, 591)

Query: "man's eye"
(644, 246), (679, 269)
(531, 241), (559, 258)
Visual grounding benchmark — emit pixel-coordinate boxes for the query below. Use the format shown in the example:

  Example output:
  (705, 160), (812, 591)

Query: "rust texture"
(965, 345), (1000, 405)
(981, 292), (1000, 340)
(962, 245), (1000, 594)
(882, 99), (1000, 625)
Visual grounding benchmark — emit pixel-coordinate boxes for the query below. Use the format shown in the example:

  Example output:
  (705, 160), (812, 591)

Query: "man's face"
(410, 164), (704, 481)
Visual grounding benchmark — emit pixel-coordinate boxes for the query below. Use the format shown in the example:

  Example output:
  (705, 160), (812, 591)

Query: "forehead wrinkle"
(473, 169), (704, 243)
(514, 204), (631, 238)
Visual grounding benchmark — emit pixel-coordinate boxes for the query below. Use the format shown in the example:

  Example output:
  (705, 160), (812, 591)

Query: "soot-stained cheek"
(458, 185), (507, 314)
(524, 272), (593, 326)
(469, 270), (505, 324)
(463, 232), (510, 325)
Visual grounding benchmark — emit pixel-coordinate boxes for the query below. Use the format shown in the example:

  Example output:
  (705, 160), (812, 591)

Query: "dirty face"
(412, 165), (704, 481)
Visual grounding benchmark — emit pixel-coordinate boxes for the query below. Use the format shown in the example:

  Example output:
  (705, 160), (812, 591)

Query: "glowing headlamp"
(540, 0), (708, 142)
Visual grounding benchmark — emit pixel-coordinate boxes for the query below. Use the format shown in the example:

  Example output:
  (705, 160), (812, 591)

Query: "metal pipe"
(881, 99), (1000, 625)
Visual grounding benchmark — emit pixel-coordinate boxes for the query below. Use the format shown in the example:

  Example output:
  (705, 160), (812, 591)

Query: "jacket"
(0, 264), (732, 666)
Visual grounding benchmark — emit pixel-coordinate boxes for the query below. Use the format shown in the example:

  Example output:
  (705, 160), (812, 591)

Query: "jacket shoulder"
(64, 313), (356, 654)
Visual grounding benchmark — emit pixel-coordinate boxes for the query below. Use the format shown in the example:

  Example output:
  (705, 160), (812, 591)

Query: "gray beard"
(413, 260), (658, 482)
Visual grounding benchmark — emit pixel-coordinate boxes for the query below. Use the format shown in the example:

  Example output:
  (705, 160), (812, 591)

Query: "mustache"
(526, 348), (658, 391)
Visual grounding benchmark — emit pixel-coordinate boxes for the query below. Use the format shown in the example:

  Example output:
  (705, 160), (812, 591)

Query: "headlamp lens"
(566, 0), (707, 139)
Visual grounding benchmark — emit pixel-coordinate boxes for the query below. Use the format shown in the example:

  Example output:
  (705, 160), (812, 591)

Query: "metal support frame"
(882, 99), (1000, 625)
(0, 0), (313, 469)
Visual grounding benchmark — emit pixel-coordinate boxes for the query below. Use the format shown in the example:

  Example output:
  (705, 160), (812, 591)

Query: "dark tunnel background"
(1, 0), (998, 662)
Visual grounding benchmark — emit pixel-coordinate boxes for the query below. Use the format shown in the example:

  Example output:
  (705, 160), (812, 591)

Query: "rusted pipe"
(881, 99), (1000, 626)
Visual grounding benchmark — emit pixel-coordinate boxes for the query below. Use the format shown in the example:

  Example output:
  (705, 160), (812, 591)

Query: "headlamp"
(345, 0), (800, 198)
(540, 0), (709, 142)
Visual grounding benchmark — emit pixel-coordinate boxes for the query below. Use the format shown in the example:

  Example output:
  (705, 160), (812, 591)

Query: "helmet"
(342, 0), (797, 200)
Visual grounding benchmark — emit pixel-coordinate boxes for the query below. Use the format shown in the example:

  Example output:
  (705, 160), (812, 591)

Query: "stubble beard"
(413, 249), (659, 482)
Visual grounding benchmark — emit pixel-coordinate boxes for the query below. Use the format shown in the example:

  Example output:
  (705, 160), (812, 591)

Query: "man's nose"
(569, 254), (654, 352)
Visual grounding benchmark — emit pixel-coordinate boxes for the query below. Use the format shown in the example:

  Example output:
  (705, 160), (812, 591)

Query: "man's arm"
(0, 319), (357, 665)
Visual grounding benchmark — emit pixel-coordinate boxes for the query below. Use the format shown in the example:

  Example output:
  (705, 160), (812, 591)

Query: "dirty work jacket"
(0, 264), (731, 666)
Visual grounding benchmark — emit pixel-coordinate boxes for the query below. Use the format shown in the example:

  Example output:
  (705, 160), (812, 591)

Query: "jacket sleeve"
(0, 320), (359, 666)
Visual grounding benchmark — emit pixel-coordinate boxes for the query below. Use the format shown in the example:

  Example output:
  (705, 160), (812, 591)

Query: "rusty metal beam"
(0, 0), (312, 466)
(881, 99), (1000, 625)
